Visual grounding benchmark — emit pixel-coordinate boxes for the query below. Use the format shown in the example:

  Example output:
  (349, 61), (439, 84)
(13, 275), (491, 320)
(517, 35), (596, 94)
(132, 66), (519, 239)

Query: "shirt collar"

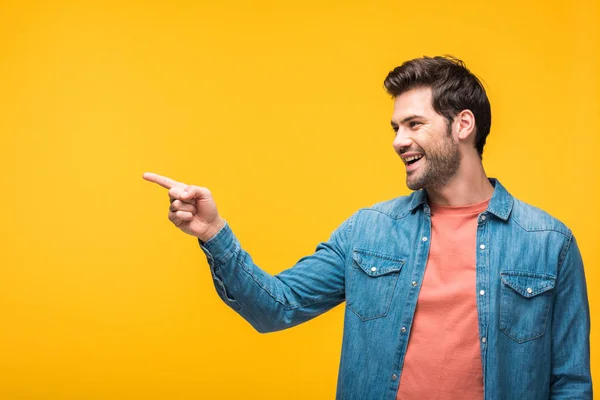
(485, 178), (513, 221)
(407, 178), (513, 221)
(408, 188), (428, 212)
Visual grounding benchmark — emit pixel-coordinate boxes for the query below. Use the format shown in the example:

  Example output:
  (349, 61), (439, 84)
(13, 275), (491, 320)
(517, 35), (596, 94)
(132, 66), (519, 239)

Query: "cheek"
(421, 122), (438, 135)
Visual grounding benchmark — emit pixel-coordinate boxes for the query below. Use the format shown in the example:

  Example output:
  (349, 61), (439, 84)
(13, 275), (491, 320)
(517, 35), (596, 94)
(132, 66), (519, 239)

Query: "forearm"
(199, 221), (348, 333)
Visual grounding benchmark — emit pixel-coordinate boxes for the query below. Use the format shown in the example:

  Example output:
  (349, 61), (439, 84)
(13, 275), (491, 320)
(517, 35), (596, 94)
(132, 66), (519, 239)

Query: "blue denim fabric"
(199, 179), (591, 399)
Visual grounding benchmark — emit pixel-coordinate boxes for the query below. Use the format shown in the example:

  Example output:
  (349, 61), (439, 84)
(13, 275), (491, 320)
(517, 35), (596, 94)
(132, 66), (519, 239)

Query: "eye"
(391, 126), (399, 133)
(409, 121), (422, 129)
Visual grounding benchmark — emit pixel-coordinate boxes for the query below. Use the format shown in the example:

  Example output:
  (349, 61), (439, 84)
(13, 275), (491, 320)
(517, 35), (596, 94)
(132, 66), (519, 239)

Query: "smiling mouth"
(404, 155), (424, 165)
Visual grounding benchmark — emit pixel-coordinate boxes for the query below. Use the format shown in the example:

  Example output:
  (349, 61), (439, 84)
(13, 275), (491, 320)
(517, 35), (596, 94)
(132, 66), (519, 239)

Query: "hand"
(143, 172), (225, 242)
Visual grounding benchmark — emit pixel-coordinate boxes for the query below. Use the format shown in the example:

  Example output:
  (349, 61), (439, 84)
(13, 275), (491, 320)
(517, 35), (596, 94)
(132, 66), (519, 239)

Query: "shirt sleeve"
(198, 213), (356, 333)
(549, 235), (593, 398)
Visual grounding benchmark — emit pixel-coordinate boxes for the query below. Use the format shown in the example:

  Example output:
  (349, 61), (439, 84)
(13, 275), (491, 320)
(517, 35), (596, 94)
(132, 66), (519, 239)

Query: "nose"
(392, 128), (413, 153)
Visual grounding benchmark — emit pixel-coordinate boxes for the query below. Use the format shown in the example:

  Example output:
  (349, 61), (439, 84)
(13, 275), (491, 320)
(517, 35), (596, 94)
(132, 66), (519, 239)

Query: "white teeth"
(405, 155), (423, 163)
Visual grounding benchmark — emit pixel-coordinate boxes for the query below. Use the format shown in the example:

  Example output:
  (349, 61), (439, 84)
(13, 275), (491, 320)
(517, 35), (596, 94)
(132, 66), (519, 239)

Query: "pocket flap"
(352, 250), (405, 277)
(501, 271), (556, 298)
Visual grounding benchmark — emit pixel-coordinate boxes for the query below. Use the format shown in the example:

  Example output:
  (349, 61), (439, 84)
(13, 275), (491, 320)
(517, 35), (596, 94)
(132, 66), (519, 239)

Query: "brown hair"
(384, 56), (491, 157)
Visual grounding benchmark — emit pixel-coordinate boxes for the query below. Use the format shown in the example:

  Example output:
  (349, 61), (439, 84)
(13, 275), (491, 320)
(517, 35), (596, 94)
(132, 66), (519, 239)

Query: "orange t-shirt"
(396, 199), (489, 400)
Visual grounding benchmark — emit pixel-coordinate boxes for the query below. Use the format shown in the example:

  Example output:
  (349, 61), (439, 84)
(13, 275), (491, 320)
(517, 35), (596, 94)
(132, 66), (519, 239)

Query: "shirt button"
(411, 281), (418, 287)
(481, 215), (486, 221)
(422, 237), (428, 242)
(527, 287), (533, 294)
(481, 337), (487, 343)
(479, 290), (485, 296)
(392, 373), (398, 380)
(371, 267), (377, 272)
(401, 327), (407, 333)
(480, 244), (486, 250)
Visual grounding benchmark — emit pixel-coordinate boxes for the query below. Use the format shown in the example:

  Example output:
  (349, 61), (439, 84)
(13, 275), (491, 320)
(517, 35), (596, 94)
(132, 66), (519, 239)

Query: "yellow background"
(0, 0), (598, 399)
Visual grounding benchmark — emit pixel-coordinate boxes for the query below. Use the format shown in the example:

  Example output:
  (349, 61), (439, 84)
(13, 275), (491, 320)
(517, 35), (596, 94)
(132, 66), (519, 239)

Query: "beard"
(406, 122), (461, 191)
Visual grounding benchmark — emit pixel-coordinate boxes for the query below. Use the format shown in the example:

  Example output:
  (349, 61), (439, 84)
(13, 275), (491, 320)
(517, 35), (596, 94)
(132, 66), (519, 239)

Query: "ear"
(455, 109), (476, 142)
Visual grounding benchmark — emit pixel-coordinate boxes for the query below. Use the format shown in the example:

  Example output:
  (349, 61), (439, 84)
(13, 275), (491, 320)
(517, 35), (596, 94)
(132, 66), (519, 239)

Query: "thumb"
(181, 185), (212, 201)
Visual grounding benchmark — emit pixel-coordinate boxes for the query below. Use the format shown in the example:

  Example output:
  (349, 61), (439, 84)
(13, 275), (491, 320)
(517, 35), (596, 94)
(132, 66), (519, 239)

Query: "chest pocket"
(346, 249), (405, 321)
(500, 271), (556, 343)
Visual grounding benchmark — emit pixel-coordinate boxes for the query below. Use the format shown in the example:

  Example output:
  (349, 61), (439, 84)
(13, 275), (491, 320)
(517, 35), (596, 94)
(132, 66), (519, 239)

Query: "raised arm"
(143, 172), (351, 333)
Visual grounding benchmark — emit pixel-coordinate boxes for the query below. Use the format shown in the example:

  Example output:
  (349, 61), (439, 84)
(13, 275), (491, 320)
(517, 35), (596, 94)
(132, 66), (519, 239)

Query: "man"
(143, 56), (592, 399)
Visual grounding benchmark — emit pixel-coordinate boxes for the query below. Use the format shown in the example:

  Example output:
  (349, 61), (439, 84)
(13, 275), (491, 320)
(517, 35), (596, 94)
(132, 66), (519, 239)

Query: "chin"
(406, 179), (424, 191)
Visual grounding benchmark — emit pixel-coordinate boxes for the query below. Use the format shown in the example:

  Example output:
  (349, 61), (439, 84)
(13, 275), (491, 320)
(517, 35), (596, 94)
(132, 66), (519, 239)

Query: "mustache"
(399, 146), (425, 155)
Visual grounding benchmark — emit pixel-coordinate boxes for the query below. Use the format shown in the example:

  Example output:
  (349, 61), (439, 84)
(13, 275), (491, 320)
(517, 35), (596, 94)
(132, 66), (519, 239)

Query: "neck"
(425, 155), (494, 206)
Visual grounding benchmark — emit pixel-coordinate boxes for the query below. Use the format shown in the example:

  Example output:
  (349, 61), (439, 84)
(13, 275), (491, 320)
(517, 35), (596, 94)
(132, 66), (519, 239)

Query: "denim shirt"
(199, 179), (592, 399)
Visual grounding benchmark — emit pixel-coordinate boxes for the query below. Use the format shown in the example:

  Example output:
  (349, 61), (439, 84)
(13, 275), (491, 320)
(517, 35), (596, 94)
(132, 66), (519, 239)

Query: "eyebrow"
(391, 114), (426, 128)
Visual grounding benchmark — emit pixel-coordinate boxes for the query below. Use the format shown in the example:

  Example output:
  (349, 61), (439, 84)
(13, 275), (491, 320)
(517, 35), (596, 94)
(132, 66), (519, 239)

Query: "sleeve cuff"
(198, 221), (236, 264)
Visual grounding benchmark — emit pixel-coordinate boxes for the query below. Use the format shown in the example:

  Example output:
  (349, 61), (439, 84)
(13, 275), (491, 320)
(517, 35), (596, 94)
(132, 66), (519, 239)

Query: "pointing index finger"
(142, 172), (183, 190)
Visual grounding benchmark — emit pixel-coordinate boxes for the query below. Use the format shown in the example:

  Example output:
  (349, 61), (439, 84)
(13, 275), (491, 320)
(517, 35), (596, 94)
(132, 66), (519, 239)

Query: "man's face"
(391, 87), (461, 191)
